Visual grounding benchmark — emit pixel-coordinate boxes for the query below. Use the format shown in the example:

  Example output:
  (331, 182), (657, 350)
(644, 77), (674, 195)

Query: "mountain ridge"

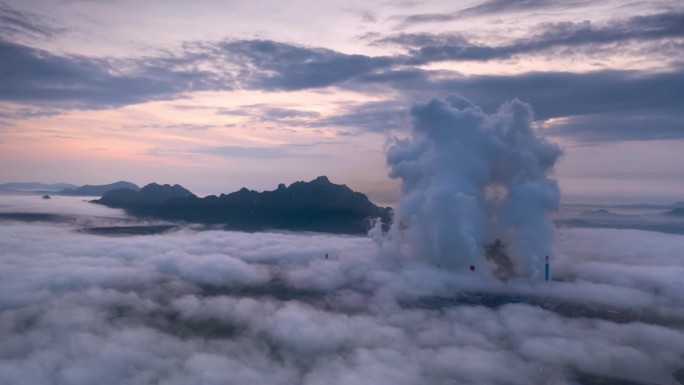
(59, 181), (140, 196)
(94, 176), (391, 235)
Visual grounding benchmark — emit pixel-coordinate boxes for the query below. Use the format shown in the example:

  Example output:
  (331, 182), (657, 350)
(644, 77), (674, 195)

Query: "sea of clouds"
(0, 195), (683, 385)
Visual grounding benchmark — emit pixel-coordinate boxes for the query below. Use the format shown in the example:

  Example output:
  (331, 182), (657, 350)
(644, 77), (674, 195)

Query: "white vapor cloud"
(386, 94), (561, 279)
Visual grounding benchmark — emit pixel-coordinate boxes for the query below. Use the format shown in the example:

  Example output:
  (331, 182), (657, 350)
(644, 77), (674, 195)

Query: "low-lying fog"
(1, 194), (683, 385)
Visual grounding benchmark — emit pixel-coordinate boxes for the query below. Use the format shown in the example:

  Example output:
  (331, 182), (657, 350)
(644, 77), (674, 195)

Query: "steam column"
(544, 256), (550, 282)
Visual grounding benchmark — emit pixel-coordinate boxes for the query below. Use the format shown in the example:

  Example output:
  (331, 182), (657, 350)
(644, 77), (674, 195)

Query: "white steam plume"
(387, 94), (561, 278)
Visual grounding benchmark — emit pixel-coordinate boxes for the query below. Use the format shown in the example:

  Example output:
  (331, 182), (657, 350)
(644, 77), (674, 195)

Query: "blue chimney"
(545, 256), (550, 282)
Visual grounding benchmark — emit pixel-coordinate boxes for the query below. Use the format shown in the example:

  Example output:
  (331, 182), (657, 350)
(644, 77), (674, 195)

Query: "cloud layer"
(0, 195), (683, 384)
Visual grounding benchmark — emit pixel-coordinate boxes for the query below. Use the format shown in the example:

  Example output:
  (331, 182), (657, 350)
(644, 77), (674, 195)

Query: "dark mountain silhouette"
(97, 183), (195, 206)
(94, 176), (392, 235)
(0, 182), (78, 191)
(59, 181), (140, 196)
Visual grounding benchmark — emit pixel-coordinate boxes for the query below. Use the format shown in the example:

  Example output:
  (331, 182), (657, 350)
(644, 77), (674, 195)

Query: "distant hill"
(665, 207), (684, 216)
(94, 176), (392, 234)
(59, 181), (140, 196)
(579, 209), (613, 216)
(0, 182), (78, 192)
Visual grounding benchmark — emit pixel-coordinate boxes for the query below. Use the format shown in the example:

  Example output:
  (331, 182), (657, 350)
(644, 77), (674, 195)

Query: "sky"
(0, 0), (683, 204)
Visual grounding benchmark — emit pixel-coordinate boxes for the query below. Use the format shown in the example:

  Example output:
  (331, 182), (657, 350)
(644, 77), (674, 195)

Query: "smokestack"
(545, 256), (550, 282)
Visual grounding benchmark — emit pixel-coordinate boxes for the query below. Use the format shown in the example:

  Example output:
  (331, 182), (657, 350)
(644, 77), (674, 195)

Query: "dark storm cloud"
(2, 33), (682, 142)
(381, 11), (684, 63)
(458, 0), (597, 17)
(356, 68), (684, 142)
(0, 10), (681, 144)
(216, 40), (395, 90)
(309, 100), (410, 133)
(216, 101), (408, 133)
(546, 112), (684, 142)
(453, 70), (684, 142)
(257, 107), (322, 122)
(394, 0), (674, 27)
(431, 70), (684, 120)
(396, 0), (596, 27)
(212, 100), (411, 134)
(133, 51), (684, 143)
(0, 106), (60, 119)
(217, 104), (322, 124)
(0, 2), (60, 39)
(0, 37), (394, 110)
(0, 40), (230, 109)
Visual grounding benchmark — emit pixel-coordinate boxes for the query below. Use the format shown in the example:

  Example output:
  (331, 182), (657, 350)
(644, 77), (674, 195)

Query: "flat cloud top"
(0, 195), (683, 384)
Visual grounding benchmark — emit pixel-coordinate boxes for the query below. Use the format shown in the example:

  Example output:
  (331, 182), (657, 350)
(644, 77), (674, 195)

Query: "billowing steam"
(386, 94), (561, 279)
